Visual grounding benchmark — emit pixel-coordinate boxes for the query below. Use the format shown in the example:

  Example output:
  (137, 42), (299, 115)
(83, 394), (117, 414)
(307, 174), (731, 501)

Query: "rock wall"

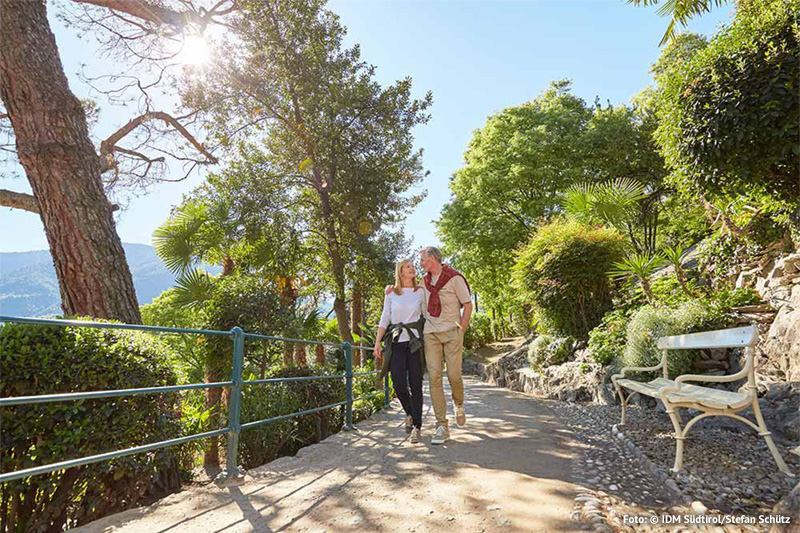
(463, 343), (617, 405)
(736, 251), (800, 383)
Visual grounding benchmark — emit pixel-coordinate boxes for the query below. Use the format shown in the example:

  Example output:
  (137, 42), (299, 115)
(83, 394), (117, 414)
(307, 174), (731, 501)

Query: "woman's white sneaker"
(431, 425), (449, 445)
(405, 415), (413, 433)
(410, 427), (421, 443)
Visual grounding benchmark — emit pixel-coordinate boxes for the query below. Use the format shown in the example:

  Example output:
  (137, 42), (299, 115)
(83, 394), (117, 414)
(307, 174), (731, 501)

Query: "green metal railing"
(0, 315), (391, 483)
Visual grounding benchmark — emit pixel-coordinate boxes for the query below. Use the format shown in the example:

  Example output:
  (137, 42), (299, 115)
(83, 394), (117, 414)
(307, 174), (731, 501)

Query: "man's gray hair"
(420, 246), (443, 263)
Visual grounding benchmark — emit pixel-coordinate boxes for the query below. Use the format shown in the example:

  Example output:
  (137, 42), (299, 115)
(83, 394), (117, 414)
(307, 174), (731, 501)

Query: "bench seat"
(615, 377), (751, 410)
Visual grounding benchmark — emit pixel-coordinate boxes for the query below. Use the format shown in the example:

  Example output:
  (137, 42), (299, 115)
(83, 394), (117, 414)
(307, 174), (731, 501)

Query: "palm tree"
(608, 251), (666, 305)
(153, 201), (233, 470)
(628, 0), (731, 46)
(563, 178), (656, 253)
(662, 245), (696, 297)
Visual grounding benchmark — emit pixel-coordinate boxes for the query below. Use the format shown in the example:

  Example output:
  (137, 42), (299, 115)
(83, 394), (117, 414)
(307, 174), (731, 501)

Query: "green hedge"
(0, 322), (183, 532)
(238, 366), (346, 469)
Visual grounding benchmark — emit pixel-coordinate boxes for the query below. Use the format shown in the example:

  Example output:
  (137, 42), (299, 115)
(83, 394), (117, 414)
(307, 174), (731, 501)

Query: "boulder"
(763, 284), (800, 382)
(771, 479), (800, 533)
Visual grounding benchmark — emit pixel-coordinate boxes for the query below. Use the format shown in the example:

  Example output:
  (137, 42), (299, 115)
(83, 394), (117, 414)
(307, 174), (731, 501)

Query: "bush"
(655, 0), (800, 222)
(0, 322), (183, 532)
(238, 366), (345, 469)
(622, 300), (730, 378)
(588, 309), (631, 366)
(527, 335), (575, 371)
(464, 313), (494, 348)
(512, 219), (625, 338)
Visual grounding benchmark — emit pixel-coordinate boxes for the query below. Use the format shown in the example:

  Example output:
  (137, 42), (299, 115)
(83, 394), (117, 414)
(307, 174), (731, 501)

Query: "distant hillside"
(0, 243), (214, 317)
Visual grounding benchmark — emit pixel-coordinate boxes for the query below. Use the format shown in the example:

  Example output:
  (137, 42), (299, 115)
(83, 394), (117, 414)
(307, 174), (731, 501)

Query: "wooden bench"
(611, 325), (792, 475)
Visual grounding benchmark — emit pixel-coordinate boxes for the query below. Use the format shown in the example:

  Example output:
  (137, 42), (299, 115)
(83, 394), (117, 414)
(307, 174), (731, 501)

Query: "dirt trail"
(75, 376), (581, 533)
(471, 337), (527, 364)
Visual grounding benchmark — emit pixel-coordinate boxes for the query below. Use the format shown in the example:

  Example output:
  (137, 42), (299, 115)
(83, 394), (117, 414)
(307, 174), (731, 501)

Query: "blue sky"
(0, 0), (733, 254)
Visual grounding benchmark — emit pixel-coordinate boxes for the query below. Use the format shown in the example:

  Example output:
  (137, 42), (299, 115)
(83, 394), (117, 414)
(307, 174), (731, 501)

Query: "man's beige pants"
(424, 328), (464, 428)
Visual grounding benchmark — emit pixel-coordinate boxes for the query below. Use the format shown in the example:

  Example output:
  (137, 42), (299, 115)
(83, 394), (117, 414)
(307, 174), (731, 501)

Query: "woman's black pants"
(390, 341), (423, 429)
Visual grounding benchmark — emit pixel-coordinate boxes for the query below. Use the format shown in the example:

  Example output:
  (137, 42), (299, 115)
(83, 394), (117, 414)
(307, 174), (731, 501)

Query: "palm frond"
(173, 268), (216, 309)
(153, 202), (209, 275)
(608, 251), (665, 279)
(661, 245), (688, 267)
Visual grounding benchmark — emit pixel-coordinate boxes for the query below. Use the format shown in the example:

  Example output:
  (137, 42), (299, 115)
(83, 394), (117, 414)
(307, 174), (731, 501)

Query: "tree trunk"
(0, 0), (141, 324)
(294, 343), (307, 366)
(313, 175), (354, 344)
(351, 282), (363, 338)
(315, 344), (325, 366)
(203, 364), (223, 469)
(283, 342), (294, 368)
(279, 276), (297, 368)
(350, 283), (363, 366)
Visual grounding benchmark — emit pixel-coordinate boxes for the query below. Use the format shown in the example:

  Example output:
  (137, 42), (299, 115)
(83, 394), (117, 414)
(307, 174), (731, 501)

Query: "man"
(418, 246), (472, 445)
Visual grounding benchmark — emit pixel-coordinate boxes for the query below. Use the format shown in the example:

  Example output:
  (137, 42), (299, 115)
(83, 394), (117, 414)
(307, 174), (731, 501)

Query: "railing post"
(384, 372), (390, 409)
(224, 326), (245, 479)
(344, 342), (354, 430)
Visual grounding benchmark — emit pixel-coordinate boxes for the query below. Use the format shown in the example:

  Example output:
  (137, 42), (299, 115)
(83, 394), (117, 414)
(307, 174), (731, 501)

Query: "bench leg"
(614, 382), (629, 425)
(752, 398), (793, 476)
(665, 404), (685, 473)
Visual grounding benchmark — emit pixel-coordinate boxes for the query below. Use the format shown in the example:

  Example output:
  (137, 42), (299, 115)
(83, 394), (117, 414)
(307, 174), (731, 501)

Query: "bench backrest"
(656, 325), (758, 350)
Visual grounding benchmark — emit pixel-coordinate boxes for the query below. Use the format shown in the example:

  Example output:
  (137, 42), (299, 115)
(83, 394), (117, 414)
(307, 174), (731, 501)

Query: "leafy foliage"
(464, 313), (494, 349)
(238, 366), (346, 469)
(588, 308), (633, 366)
(608, 251), (666, 304)
(629, 0), (729, 46)
(655, 0), (800, 222)
(512, 219), (625, 338)
(527, 335), (575, 371)
(437, 80), (670, 317)
(0, 322), (183, 531)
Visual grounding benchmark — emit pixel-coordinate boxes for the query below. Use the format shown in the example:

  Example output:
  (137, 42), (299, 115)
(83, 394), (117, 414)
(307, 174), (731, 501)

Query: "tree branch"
(71, 0), (202, 29)
(0, 189), (38, 213)
(100, 110), (217, 171)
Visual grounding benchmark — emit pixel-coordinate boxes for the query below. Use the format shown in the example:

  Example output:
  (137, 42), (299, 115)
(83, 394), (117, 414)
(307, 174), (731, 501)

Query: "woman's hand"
(373, 343), (383, 360)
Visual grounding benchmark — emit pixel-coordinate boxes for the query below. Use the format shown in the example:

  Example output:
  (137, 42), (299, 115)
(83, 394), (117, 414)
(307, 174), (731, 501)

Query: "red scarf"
(423, 264), (471, 317)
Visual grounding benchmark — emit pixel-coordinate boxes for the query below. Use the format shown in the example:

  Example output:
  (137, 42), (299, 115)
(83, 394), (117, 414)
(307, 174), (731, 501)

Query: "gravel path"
(74, 376), (582, 533)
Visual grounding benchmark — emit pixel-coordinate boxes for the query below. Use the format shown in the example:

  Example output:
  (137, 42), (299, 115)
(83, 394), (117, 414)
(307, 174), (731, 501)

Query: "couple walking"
(373, 246), (473, 445)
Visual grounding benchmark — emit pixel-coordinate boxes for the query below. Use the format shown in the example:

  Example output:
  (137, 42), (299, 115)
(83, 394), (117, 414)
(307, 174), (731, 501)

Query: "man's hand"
(384, 285), (394, 296)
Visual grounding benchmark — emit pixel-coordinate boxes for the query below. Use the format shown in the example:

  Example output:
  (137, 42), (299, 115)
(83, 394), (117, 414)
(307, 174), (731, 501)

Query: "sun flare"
(181, 35), (210, 66)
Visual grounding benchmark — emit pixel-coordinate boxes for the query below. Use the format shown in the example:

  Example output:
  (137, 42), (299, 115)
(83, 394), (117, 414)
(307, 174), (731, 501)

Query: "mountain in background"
(0, 243), (212, 317)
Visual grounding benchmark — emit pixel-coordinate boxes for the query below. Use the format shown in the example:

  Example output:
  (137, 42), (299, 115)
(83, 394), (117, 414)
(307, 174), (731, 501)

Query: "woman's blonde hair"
(393, 259), (419, 295)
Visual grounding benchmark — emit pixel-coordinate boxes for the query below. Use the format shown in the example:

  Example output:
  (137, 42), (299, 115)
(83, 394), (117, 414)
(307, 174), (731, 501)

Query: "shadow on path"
(74, 376), (582, 533)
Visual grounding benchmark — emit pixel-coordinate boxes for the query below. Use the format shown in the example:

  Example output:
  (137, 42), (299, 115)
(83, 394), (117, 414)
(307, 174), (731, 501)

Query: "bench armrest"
(612, 359), (665, 384)
(658, 351), (755, 397)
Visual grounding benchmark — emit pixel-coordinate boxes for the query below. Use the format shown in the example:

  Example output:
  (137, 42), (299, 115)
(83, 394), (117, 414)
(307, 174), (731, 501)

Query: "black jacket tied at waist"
(377, 317), (425, 382)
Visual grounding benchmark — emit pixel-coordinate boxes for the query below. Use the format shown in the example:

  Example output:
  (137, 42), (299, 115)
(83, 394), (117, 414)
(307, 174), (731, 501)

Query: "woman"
(374, 259), (425, 443)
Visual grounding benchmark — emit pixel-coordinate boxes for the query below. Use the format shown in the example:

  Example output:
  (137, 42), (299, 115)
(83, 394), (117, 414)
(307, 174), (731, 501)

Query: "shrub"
(0, 322), (183, 532)
(464, 313), (494, 348)
(588, 309), (631, 366)
(527, 335), (575, 371)
(655, 0), (800, 222)
(238, 366), (345, 469)
(510, 303), (538, 337)
(512, 219), (625, 338)
(622, 300), (730, 378)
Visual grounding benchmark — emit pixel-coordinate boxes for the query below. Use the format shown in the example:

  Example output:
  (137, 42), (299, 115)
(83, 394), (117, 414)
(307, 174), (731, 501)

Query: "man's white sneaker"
(455, 405), (467, 427)
(431, 425), (449, 445)
(410, 427), (421, 444)
(405, 415), (413, 433)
